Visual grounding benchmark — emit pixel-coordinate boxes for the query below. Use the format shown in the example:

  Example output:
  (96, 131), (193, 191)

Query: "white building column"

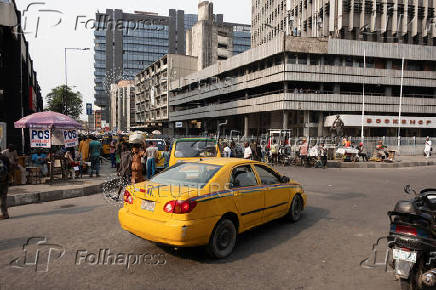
(283, 111), (289, 129)
(244, 115), (249, 138)
(317, 112), (324, 137)
(303, 111), (310, 137)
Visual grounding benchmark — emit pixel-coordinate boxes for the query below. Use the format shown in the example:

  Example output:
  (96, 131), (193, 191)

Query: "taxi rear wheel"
(207, 218), (237, 259)
(285, 195), (303, 222)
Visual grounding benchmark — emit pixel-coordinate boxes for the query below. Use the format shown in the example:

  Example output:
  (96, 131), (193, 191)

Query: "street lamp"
(64, 47), (90, 115)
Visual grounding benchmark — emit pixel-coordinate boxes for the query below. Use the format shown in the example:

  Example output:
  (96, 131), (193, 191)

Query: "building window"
(297, 54), (307, 65)
(287, 53), (297, 64)
(310, 54), (320, 65)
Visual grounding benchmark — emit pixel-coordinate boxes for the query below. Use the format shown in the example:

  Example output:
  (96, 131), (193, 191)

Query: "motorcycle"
(388, 185), (436, 290)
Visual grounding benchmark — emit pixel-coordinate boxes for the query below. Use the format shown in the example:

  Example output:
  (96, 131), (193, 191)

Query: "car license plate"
(393, 248), (417, 263)
(141, 200), (155, 212)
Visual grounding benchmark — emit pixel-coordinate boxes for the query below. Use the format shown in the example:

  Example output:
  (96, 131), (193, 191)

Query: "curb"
(327, 160), (436, 169)
(7, 183), (106, 208)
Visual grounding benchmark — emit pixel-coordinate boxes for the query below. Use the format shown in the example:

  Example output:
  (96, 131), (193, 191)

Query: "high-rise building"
(94, 7), (251, 123)
(94, 9), (194, 122)
(251, 0), (436, 48)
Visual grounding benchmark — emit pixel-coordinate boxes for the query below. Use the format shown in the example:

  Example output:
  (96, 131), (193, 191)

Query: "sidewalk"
(7, 161), (116, 208)
(327, 155), (436, 168)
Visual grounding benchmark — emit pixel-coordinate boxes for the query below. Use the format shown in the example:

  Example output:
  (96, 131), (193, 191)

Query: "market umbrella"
(152, 130), (161, 135)
(14, 111), (82, 181)
(14, 111), (81, 129)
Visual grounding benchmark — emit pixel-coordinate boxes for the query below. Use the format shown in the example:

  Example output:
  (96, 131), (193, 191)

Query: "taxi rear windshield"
(148, 140), (165, 151)
(150, 163), (222, 188)
(175, 140), (217, 158)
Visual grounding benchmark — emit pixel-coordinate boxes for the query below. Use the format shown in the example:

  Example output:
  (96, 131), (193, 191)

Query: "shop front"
(324, 115), (436, 137)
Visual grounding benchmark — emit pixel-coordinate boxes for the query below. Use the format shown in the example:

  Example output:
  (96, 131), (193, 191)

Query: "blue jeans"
(90, 156), (100, 176)
(110, 153), (116, 168)
(146, 158), (156, 180)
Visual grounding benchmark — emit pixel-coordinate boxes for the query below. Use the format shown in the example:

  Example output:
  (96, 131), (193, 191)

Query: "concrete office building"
(110, 80), (136, 132)
(0, 0), (43, 153)
(134, 54), (198, 133)
(251, 0), (436, 47)
(186, 1), (234, 70)
(169, 36), (436, 137)
(94, 7), (251, 122)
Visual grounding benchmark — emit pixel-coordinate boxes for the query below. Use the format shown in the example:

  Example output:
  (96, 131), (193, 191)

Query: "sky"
(14, 0), (252, 120)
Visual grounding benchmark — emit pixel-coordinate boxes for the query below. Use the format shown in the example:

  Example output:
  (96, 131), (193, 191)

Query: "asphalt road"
(1, 166), (435, 290)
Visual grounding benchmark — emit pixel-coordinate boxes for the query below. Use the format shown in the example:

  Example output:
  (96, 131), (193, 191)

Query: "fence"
(171, 134), (432, 156)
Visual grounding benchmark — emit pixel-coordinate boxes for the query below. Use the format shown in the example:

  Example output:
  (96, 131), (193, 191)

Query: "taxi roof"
(175, 138), (217, 143)
(195, 158), (257, 166)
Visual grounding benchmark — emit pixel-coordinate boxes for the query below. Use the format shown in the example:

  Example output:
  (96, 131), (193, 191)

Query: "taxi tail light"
(123, 190), (133, 204)
(395, 225), (417, 236)
(163, 200), (197, 214)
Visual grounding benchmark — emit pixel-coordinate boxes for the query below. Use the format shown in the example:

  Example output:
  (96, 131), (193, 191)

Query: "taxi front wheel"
(285, 195), (303, 222)
(207, 219), (237, 259)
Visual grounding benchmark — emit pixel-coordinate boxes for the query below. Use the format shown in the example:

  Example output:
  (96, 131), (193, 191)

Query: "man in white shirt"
(146, 141), (158, 179)
(223, 143), (232, 158)
(424, 137), (432, 158)
(243, 142), (252, 159)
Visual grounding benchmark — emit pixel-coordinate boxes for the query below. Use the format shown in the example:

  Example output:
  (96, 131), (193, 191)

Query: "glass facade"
(231, 24), (251, 55)
(94, 26), (106, 99)
(122, 22), (170, 79)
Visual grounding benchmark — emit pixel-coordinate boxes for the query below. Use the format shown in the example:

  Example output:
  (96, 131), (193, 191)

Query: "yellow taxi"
(118, 158), (306, 258)
(169, 138), (221, 167)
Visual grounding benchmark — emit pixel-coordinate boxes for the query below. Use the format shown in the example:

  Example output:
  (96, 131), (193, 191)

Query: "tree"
(46, 85), (83, 120)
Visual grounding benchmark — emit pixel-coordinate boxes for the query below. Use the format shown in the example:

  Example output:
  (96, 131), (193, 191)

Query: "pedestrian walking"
(223, 142), (231, 158)
(260, 141), (267, 162)
(146, 141), (158, 179)
(319, 143), (328, 168)
(110, 139), (117, 168)
(424, 137), (432, 158)
(0, 152), (10, 220)
(250, 140), (258, 161)
(299, 139), (308, 167)
(131, 141), (146, 184)
(89, 136), (102, 177)
(270, 140), (279, 164)
(243, 142), (252, 159)
(162, 145), (170, 168)
(1, 144), (18, 185)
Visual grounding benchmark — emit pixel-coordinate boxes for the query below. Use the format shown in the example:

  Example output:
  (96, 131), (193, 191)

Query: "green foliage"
(45, 85), (83, 120)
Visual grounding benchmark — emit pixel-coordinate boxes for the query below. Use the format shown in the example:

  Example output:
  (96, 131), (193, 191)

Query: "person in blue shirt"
(31, 149), (48, 176)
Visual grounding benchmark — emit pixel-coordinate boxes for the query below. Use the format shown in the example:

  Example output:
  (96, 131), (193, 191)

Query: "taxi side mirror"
(281, 176), (290, 183)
